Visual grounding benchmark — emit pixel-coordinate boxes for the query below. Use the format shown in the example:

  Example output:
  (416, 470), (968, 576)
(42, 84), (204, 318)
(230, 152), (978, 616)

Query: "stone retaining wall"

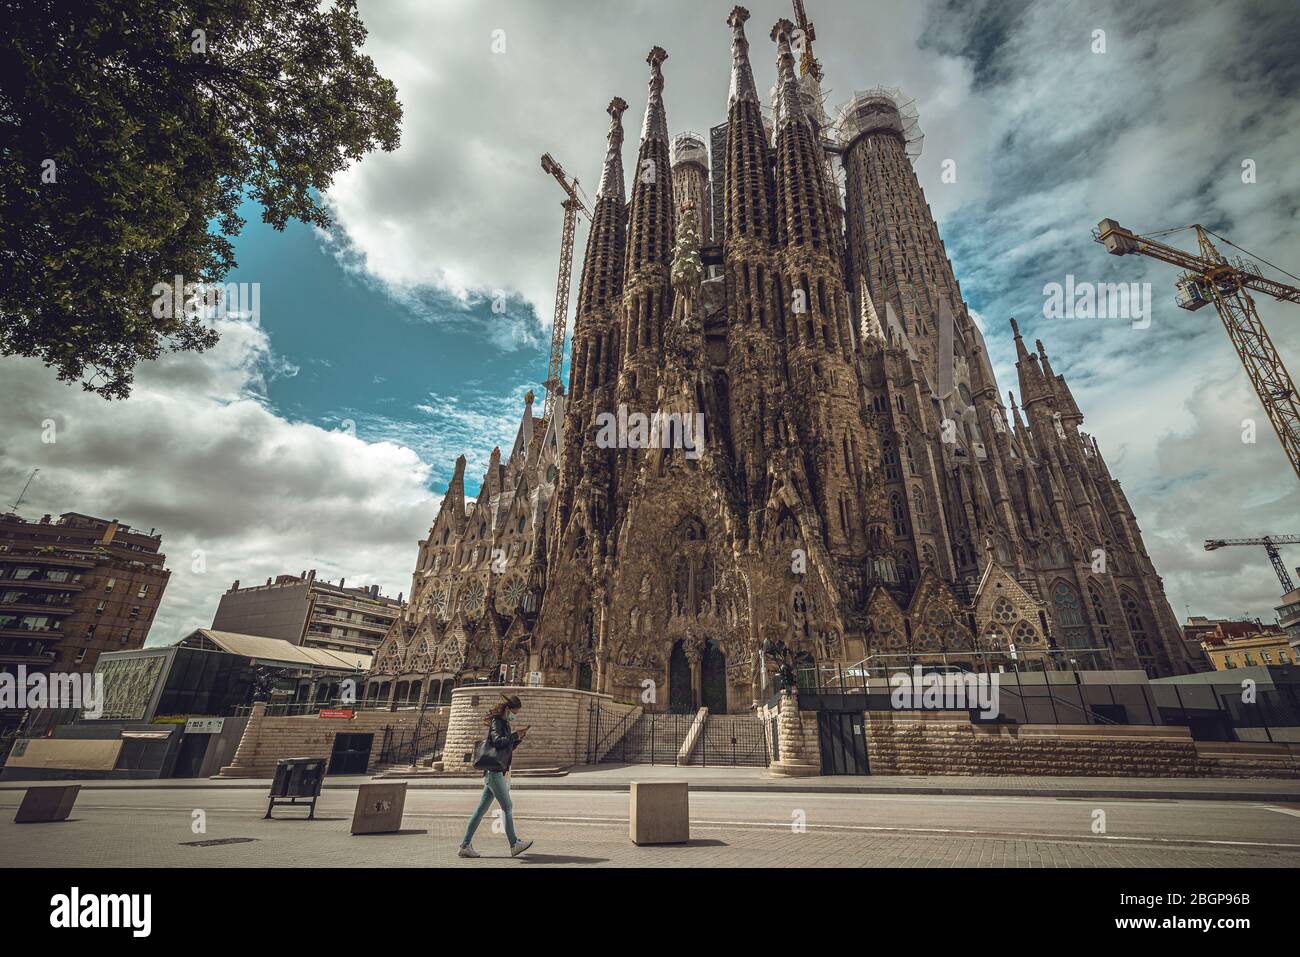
(217, 704), (444, 778)
(864, 711), (1300, 778)
(440, 685), (638, 771)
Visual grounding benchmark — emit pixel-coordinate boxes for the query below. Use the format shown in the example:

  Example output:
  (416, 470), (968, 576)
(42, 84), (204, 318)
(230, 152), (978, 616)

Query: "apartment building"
(210, 569), (404, 657)
(0, 511), (170, 677)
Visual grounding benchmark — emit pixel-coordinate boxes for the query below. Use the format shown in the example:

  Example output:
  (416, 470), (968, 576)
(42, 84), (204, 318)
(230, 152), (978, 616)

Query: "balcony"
(0, 623), (64, 638)
(0, 601), (75, 615)
(0, 577), (85, 591)
(0, 650), (58, 666)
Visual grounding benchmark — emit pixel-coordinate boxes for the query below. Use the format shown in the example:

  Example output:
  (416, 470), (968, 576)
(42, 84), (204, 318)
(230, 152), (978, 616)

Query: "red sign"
(319, 709), (354, 719)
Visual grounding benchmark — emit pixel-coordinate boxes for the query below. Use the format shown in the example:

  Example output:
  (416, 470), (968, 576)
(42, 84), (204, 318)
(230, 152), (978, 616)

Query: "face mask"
(506, 712), (516, 722)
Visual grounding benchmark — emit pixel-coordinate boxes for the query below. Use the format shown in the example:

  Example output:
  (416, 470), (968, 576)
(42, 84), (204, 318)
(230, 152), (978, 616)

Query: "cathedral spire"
(1010, 316), (1031, 363)
(443, 454), (466, 517)
(859, 277), (885, 343)
(625, 47), (674, 277)
(727, 6), (758, 106)
(770, 19), (807, 129)
(769, 18), (838, 257)
(1008, 391), (1027, 431)
(597, 96), (628, 201)
(1035, 338), (1056, 380)
(640, 46), (669, 144)
(572, 99), (630, 401)
(574, 99), (629, 331)
(723, 7), (775, 248)
(1011, 317), (1047, 407)
(619, 47), (676, 403)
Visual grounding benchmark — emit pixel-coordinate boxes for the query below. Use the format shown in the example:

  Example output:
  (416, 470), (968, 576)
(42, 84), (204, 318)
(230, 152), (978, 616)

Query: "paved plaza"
(2, 776), (1298, 868)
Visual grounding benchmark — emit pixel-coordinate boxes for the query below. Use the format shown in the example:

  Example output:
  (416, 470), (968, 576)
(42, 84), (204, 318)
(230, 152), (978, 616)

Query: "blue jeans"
(461, 770), (518, 846)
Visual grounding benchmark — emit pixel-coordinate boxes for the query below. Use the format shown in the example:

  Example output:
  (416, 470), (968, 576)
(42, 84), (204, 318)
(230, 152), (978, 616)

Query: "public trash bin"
(265, 757), (327, 819)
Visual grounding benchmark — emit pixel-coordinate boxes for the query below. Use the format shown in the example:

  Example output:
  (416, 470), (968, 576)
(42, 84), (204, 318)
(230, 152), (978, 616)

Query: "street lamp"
(761, 638), (797, 694)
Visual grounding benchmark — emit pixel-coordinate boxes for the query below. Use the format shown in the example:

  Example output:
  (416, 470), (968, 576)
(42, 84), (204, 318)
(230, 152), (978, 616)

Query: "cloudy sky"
(2, 0), (1298, 644)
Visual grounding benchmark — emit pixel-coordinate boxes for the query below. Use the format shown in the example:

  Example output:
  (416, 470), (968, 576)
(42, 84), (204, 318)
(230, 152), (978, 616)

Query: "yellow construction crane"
(539, 153), (591, 426)
(792, 0), (823, 81)
(1095, 219), (1300, 481)
(1204, 534), (1300, 594)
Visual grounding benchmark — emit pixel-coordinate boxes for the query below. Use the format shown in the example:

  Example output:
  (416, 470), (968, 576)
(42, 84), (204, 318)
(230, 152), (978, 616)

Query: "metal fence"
(691, 716), (770, 767)
(591, 710), (693, 765)
(377, 724), (444, 766)
(586, 705), (770, 766)
(795, 659), (1155, 727)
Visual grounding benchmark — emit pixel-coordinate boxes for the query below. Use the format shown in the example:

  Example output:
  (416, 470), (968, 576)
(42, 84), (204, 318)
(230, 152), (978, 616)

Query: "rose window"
(461, 580), (486, 619)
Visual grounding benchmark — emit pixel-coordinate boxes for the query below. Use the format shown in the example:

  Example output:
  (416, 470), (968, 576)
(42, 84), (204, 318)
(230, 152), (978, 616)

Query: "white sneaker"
(509, 838), (533, 858)
(458, 844), (480, 858)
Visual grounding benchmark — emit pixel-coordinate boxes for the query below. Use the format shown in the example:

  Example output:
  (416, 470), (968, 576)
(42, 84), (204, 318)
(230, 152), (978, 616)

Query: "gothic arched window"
(1052, 581), (1089, 650)
(1088, 583), (1108, 625)
(911, 486), (927, 532)
(895, 550), (914, 585)
(889, 492), (909, 538)
(882, 442), (900, 482)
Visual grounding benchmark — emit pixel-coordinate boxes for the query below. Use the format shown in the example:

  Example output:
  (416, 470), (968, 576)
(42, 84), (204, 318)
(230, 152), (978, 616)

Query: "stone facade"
(365, 4), (1195, 719)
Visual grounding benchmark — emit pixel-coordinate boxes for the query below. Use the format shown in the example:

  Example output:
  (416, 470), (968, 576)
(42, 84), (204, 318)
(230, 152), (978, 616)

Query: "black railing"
(693, 716), (770, 767)
(592, 710), (693, 766)
(377, 724), (444, 766)
(586, 705), (772, 767)
(795, 661), (1142, 726)
(586, 703), (639, 764)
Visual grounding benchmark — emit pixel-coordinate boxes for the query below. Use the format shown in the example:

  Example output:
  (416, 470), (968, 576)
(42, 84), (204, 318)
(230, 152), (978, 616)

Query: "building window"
(882, 442), (899, 481)
(1121, 592), (1146, 640)
(889, 492), (909, 538)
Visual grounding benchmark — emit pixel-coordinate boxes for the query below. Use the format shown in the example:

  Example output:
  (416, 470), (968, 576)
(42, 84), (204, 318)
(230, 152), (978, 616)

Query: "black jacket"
(486, 716), (521, 771)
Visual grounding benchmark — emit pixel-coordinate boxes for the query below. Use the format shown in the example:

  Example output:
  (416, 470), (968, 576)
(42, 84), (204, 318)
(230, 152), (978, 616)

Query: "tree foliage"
(0, 0), (402, 398)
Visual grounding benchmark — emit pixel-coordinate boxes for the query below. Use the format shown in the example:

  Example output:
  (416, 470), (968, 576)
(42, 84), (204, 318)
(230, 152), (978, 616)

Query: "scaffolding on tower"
(833, 87), (925, 164)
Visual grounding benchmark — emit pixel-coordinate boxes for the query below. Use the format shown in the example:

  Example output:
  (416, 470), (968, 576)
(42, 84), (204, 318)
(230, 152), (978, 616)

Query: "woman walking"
(459, 693), (533, 858)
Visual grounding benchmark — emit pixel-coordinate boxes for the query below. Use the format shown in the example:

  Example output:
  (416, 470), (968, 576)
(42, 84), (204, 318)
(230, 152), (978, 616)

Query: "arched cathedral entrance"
(702, 640), (726, 714)
(668, 640), (692, 713)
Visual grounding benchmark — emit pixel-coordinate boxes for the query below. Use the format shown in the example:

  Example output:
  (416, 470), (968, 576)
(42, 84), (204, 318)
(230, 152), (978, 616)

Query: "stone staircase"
(599, 713), (692, 765)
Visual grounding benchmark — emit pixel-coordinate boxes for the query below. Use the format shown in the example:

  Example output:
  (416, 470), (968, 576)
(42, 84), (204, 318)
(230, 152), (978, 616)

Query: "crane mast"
(539, 153), (591, 427)
(1096, 219), (1300, 482)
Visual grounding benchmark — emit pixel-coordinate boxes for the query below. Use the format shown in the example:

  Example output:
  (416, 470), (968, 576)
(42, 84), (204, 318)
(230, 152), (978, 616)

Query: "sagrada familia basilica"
(365, 5), (1194, 715)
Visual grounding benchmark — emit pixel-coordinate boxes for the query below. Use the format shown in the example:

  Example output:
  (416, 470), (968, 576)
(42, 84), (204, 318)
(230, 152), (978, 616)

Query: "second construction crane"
(1096, 219), (1300, 481)
(539, 153), (591, 426)
(1204, 534), (1300, 594)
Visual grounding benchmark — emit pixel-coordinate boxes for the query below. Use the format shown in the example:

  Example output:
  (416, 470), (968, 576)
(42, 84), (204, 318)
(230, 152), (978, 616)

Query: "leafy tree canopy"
(0, 0), (402, 398)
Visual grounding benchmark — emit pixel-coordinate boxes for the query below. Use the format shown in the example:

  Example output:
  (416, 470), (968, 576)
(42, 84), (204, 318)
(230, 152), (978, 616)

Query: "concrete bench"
(629, 780), (689, 845)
